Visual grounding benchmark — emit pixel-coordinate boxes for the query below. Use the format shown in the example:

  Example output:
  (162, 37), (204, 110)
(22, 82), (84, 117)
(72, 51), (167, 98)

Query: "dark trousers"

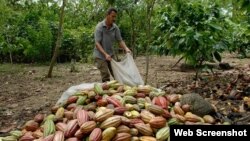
(95, 58), (114, 82)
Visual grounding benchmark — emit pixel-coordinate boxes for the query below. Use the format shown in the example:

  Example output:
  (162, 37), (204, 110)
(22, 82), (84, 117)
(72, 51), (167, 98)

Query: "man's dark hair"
(106, 7), (117, 15)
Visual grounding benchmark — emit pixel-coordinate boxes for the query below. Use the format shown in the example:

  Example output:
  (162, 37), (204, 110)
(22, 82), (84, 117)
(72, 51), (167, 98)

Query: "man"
(94, 7), (131, 82)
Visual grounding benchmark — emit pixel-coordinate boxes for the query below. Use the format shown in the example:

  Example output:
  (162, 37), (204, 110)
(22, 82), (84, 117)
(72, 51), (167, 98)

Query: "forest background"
(0, 0), (249, 66)
(0, 0), (250, 133)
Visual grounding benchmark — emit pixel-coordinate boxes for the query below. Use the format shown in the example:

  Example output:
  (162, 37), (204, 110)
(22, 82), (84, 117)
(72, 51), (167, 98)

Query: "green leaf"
(179, 38), (185, 45)
(194, 32), (202, 41)
(208, 23), (222, 30)
(213, 51), (221, 62)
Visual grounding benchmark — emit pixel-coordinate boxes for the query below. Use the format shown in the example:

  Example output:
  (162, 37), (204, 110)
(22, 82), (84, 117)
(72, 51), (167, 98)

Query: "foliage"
(59, 27), (94, 63)
(226, 19), (250, 58)
(0, 1), (24, 63)
(23, 18), (53, 62)
(155, 0), (228, 66)
(0, 0), (249, 65)
(228, 0), (250, 57)
(0, 0), (56, 63)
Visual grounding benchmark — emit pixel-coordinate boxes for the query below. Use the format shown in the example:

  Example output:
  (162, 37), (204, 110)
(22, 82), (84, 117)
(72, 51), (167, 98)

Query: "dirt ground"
(0, 53), (250, 135)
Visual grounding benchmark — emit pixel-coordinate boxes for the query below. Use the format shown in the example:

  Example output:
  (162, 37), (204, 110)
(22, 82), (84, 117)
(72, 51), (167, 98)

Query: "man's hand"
(125, 47), (131, 54)
(105, 54), (112, 61)
(119, 41), (131, 54)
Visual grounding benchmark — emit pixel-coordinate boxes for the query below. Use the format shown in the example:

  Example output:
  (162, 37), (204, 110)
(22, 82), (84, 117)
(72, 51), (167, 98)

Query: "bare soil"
(0, 53), (250, 135)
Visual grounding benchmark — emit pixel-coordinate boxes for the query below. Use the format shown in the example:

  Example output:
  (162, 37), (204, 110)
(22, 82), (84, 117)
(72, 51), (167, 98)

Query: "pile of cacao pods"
(1, 80), (218, 141)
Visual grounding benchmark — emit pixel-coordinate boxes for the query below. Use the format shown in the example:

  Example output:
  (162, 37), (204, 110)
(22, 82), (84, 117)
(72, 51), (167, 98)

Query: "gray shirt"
(94, 20), (123, 60)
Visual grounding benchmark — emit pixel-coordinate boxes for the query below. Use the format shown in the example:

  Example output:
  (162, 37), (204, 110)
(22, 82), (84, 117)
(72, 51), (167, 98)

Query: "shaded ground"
(0, 53), (249, 135)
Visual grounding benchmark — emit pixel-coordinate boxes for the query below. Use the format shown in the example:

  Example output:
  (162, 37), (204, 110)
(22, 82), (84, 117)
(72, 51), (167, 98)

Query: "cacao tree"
(48, 0), (67, 78)
(155, 0), (228, 78)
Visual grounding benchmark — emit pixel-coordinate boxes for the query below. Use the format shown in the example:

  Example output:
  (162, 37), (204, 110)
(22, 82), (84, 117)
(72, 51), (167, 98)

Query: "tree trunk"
(144, 0), (156, 84)
(125, 9), (136, 58)
(47, 0), (67, 78)
(131, 18), (136, 59)
(9, 51), (12, 64)
(6, 37), (13, 64)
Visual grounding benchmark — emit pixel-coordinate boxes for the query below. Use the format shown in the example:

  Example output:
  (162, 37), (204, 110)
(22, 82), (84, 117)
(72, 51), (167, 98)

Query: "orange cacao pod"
(100, 116), (121, 129)
(89, 128), (102, 141)
(65, 137), (80, 141)
(95, 109), (114, 122)
(173, 105), (185, 116)
(53, 131), (64, 141)
(140, 110), (155, 123)
(77, 109), (89, 126)
(67, 96), (78, 104)
(149, 116), (167, 129)
(116, 125), (130, 133)
(73, 105), (83, 119)
(64, 110), (74, 120)
(112, 133), (131, 141)
(129, 118), (144, 128)
(139, 136), (157, 141)
(24, 120), (39, 132)
(42, 134), (54, 141)
(152, 96), (169, 109)
(66, 103), (77, 111)
(19, 132), (35, 141)
(74, 129), (84, 139)
(146, 105), (163, 115)
(134, 123), (153, 136)
(80, 121), (97, 134)
(55, 122), (67, 132)
(64, 119), (79, 138)
(162, 109), (172, 119)
(114, 107), (127, 115)
(34, 114), (45, 123)
(106, 97), (122, 107)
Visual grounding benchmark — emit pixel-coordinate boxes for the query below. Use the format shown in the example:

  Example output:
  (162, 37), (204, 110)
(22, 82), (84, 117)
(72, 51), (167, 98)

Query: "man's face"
(107, 11), (117, 25)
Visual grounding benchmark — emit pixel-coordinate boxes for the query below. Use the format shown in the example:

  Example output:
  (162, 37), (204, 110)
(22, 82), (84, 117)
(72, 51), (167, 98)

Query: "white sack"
(111, 53), (144, 86)
(56, 83), (96, 105)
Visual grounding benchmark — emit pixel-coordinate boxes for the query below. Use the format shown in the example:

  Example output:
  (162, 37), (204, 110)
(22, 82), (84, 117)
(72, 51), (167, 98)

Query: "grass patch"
(0, 63), (25, 73)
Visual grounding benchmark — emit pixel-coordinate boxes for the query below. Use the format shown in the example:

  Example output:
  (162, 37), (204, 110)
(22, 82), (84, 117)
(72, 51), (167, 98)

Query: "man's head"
(106, 7), (117, 26)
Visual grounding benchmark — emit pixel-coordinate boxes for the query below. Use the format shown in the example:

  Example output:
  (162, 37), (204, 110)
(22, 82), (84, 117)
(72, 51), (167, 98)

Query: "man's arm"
(94, 24), (112, 61)
(119, 40), (131, 53)
(95, 42), (112, 61)
(114, 25), (131, 53)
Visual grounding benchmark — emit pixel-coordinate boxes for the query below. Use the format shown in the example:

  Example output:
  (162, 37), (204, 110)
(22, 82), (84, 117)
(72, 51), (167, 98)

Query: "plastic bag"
(56, 83), (97, 105)
(111, 53), (144, 86)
